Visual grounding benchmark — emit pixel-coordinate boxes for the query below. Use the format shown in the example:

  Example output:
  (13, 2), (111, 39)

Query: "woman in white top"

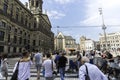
(13, 51), (33, 80)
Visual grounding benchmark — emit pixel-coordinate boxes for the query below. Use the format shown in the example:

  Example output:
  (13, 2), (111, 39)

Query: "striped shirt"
(13, 60), (33, 80)
(79, 63), (108, 80)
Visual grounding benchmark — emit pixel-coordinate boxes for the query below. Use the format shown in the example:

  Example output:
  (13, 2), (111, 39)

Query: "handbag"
(85, 64), (90, 80)
(10, 61), (20, 80)
(51, 60), (57, 80)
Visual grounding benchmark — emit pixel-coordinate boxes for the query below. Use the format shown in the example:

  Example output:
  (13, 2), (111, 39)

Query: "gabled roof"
(57, 32), (64, 38)
(64, 36), (74, 40)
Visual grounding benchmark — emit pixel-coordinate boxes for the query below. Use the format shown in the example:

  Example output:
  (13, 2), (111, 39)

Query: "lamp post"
(99, 8), (108, 50)
(57, 26), (60, 34)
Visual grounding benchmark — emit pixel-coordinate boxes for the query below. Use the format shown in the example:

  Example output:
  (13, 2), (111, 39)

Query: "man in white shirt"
(79, 56), (108, 80)
(42, 53), (56, 80)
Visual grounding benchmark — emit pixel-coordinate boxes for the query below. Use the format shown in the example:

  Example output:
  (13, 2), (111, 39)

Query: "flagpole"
(99, 8), (108, 50)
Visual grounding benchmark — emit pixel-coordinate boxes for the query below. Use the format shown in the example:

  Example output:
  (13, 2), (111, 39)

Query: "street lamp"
(57, 26), (60, 34)
(99, 8), (108, 50)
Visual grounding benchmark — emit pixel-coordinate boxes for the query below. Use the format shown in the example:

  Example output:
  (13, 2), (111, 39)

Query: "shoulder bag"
(85, 64), (90, 80)
(10, 61), (20, 80)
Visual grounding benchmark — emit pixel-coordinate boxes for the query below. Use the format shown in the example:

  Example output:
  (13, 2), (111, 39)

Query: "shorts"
(35, 64), (41, 71)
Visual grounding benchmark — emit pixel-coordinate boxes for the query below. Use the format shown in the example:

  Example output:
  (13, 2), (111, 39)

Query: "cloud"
(20, 0), (27, 4)
(54, 0), (77, 4)
(80, 0), (120, 27)
(46, 10), (66, 19)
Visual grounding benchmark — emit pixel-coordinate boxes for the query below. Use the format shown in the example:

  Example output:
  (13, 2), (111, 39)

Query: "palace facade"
(0, 0), (54, 55)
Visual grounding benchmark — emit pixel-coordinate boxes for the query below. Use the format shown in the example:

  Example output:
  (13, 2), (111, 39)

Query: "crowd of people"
(0, 49), (119, 80)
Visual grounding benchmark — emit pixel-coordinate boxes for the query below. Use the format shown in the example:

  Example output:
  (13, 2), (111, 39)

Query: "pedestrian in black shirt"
(58, 53), (67, 80)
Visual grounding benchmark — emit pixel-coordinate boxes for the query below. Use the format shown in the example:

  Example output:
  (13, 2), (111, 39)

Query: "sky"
(20, 0), (120, 43)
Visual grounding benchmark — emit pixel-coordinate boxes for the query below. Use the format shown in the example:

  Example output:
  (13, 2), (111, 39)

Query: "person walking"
(1, 54), (8, 80)
(58, 53), (67, 80)
(12, 51), (33, 80)
(34, 50), (43, 80)
(79, 56), (108, 80)
(42, 53), (56, 80)
(54, 52), (60, 73)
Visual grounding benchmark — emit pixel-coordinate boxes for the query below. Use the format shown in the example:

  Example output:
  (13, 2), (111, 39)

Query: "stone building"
(0, 0), (54, 55)
(80, 36), (96, 51)
(54, 32), (79, 54)
(99, 32), (120, 51)
(80, 36), (86, 51)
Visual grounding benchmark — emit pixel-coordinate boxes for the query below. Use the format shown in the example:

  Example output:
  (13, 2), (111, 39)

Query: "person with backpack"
(79, 57), (108, 80)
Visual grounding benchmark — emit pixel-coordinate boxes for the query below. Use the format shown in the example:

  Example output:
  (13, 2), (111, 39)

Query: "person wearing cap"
(79, 56), (108, 80)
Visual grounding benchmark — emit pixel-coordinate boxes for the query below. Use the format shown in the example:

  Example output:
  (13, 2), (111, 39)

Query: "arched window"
(36, 1), (39, 7)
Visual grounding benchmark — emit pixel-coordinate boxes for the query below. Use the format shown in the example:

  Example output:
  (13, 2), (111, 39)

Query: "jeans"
(59, 67), (65, 80)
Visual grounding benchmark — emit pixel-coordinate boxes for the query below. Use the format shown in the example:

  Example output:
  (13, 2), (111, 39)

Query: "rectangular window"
(8, 34), (10, 42)
(16, 8), (19, 21)
(28, 40), (30, 44)
(0, 46), (4, 52)
(21, 16), (23, 23)
(16, 14), (18, 21)
(29, 23), (31, 28)
(19, 48), (22, 53)
(33, 40), (36, 46)
(19, 37), (22, 44)
(34, 23), (36, 28)
(24, 39), (26, 45)
(8, 46), (10, 53)
(13, 47), (16, 53)
(10, 4), (13, 16)
(1, 21), (6, 27)
(3, 3), (8, 14)
(13, 36), (17, 43)
(0, 31), (5, 41)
